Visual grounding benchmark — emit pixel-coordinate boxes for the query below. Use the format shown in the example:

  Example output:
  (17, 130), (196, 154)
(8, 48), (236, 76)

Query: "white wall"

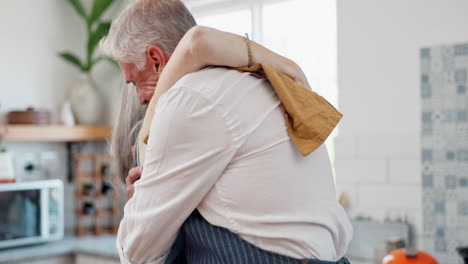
(336, 0), (468, 249)
(0, 0), (125, 235)
(0, 0), (123, 124)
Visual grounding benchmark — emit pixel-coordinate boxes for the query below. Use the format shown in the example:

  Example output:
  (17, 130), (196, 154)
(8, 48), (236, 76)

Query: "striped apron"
(166, 210), (350, 264)
(135, 142), (350, 264)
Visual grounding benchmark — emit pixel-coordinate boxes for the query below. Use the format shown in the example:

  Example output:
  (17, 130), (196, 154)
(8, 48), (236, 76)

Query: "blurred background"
(0, 0), (467, 263)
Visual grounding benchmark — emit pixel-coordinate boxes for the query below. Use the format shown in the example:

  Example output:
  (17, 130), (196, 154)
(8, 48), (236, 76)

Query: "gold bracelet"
(244, 33), (253, 67)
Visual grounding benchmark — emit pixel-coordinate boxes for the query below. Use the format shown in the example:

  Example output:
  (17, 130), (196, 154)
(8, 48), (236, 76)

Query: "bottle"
(0, 150), (16, 183)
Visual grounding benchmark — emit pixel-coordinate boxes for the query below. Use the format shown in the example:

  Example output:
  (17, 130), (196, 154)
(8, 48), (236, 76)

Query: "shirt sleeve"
(116, 86), (236, 264)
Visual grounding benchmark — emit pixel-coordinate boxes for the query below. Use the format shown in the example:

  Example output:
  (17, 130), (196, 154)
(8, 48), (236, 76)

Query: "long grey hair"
(111, 83), (147, 182)
(103, 0), (196, 181)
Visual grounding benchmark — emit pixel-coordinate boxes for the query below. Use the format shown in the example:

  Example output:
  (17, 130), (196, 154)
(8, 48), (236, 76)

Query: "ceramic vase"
(69, 74), (102, 125)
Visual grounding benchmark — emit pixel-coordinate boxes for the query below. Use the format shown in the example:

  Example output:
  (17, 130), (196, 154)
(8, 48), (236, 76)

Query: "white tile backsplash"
(335, 159), (387, 184)
(334, 136), (357, 159)
(388, 159), (421, 184)
(335, 133), (423, 248)
(359, 183), (421, 209)
(355, 135), (420, 159)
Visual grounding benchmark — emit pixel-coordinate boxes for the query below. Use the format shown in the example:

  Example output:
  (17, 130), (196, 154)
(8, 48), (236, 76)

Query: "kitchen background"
(0, 0), (467, 263)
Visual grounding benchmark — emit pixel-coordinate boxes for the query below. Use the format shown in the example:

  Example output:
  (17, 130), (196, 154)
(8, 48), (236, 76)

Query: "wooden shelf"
(4, 125), (112, 142)
(96, 209), (117, 217)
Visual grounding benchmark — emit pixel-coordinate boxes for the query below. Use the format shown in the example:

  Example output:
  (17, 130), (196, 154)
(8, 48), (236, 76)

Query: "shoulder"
(158, 67), (236, 112)
(150, 84), (233, 143)
(171, 67), (250, 97)
(157, 67), (241, 121)
(175, 66), (240, 86)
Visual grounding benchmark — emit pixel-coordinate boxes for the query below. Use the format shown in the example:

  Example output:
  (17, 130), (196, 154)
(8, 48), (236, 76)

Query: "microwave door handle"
(40, 188), (49, 238)
(58, 185), (64, 238)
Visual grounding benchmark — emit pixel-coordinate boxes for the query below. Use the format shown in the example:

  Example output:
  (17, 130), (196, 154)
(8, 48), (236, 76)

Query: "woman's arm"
(191, 26), (310, 89)
(158, 25), (310, 93)
(138, 26), (310, 163)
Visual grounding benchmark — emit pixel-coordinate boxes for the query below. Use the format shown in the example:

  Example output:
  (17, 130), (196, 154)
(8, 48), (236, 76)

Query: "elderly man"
(101, 0), (352, 263)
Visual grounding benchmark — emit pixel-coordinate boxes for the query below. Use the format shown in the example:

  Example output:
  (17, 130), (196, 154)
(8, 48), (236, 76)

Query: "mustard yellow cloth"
(143, 64), (342, 157)
(236, 63), (343, 156)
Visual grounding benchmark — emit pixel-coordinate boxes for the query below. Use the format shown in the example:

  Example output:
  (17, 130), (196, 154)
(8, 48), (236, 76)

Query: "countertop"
(347, 258), (373, 264)
(0, 235), (119, 263)
(0, 235), (372, 264)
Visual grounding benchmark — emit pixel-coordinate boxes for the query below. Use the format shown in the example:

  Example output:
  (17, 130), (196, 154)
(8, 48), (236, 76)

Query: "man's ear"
(146, 45), (167, 73)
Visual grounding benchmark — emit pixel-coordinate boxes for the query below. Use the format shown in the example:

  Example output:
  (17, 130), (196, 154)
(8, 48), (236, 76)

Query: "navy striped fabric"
(168, 210), (350, 264)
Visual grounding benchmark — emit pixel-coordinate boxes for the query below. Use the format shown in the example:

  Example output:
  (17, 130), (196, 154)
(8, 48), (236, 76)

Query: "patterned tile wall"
(421, 43), (468, 264)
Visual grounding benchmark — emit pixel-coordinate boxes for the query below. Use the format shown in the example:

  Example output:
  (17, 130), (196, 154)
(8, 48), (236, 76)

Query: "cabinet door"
(75, 254), (120, 264)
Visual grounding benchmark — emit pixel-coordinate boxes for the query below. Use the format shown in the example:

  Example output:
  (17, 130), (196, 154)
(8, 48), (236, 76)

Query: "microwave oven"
(0, 179), (64, 249)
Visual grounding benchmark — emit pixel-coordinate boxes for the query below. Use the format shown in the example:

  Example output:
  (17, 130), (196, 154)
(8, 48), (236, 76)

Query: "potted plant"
(58, 0), (118, 125)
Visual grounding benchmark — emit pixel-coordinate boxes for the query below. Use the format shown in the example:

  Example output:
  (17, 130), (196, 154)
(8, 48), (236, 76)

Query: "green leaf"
(87, 22), (111, 61)
(58, 52), (86, 72)
(104, 56), (120, 70)
(92, 56), (120, 70)
(67, 0), (87, 20)
(88, 0), (114, 26)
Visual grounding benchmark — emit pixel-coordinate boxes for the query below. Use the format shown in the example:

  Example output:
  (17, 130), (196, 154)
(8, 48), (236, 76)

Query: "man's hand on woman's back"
(126, 166), (143, 199)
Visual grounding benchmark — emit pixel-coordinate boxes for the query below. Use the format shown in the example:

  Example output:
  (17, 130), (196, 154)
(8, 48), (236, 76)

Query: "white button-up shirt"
(117, 67), (352, 264)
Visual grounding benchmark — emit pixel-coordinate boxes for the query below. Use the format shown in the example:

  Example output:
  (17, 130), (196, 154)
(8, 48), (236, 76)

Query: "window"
(187, 0), (338, 167)
(196, 8), (252, 37)
(262, 0), (337, 107)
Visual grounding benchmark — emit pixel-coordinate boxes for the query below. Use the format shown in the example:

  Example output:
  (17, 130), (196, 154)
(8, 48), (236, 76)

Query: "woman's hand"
(126, 166), (143, 199)
(271, 59), (311, 90)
